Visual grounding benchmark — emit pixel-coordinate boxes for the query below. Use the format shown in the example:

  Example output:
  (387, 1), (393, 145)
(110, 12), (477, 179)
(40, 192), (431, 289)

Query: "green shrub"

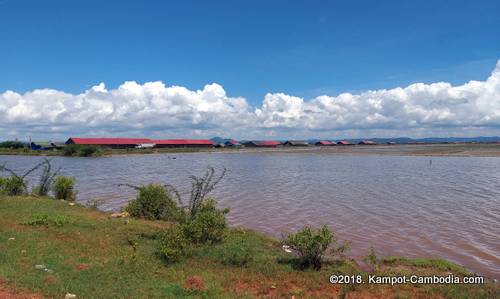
(23, 213), (70, 226)
(125, 184), (184, 221)
(78, 145), (102, 157)
(63, 144), (79, 156)
(0, 176), (26, 196)
(284, 225), (334, 270)
(0, 140), (25, 149)
(157, 226), (189, 263)
(52, 176), (76, 201)
(217, 239), (254, 266)
(63, 144), (102, 157)
(181, 199), (228, 244)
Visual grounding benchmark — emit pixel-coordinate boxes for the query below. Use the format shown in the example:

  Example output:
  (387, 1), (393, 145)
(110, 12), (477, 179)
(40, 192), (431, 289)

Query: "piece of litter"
(8, 237), (15, 241)
(35, 264), (46, 270)
(69, 202), (76, 206)
(44, 268), (54, 273)
(282, 245), (292, 253)
(110, 211), (129, 218)
(65, 293), (77, 299)
(21, 250), (27, 254)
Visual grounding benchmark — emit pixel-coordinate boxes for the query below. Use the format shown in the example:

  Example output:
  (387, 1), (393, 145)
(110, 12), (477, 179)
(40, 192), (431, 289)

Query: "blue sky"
(1, 0), (500, 139)
(1, 0), (499, 102)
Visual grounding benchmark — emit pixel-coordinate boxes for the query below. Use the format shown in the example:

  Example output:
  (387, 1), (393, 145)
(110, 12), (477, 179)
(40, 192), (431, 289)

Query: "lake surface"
(1, 152), (499, 279)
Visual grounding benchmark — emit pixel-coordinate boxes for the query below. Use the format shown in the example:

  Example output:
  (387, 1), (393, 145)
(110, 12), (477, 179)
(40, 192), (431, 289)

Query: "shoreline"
(1, 196), (498, 298)
(2, 143), (500, 158)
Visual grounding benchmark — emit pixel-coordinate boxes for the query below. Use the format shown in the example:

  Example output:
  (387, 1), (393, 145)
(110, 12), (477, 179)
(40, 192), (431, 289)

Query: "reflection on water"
(1, 153), (499, 278)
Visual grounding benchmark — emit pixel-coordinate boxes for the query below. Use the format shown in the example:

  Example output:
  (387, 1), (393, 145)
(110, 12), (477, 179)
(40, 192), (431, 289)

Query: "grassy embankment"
(0, 196), (498, 298)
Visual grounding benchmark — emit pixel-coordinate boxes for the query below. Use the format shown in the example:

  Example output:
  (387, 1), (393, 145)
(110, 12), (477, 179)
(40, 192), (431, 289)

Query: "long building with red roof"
(152, 139), (214, 148)
(66, 137), (154, 149)
(66, 137), (214, 149)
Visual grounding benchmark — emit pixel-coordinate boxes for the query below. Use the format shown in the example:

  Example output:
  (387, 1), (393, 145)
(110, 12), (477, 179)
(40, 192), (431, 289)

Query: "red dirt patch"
(0, 280), (43, 299)
(43, 275), (58, 285)
(75, 263), (90, 271)
(182, 276), (206, 292)
(229, 274), (341, 298)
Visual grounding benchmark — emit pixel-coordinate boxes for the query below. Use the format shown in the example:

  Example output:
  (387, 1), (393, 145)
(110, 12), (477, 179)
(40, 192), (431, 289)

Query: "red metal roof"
(337, 140), (352, 145)
(259, 140), (281, 146)
(317, 140), (334, 145)
(152, 139), (214, 145)
(67, 137), (153, 145)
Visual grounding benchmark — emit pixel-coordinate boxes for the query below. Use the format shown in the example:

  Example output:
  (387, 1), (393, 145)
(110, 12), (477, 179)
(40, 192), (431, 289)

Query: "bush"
(1, 160), (48, 195)
(0, 140), (25, 149)
(63, 144), (79, 156)
(0, 176), (26, 196)
(157, 226), (189, 263)
(181, 199), (228, 244)
(79, 145), (102, 157)
(125, 184), (183, 221)
(63, 144), (102, 157)
(284, 225), (334, 270)
(52, 176), (76, 201)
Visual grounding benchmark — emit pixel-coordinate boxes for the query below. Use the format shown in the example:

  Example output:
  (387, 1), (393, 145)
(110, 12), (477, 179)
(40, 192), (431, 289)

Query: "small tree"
(33, 158), (61, 196)
(52, 176), (76, 201)
(186, 167), (226, 218)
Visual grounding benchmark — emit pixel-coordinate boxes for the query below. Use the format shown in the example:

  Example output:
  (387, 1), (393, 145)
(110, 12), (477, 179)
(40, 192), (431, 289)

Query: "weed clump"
(217, 239), (254, 266)
(24, 213), (70, 227)
(52, 176), (76, 201)
(364, 246), (380, 272)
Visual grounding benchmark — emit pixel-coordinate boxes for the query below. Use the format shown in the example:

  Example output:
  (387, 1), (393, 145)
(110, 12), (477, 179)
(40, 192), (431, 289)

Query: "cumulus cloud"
(1, 61), (500, 139)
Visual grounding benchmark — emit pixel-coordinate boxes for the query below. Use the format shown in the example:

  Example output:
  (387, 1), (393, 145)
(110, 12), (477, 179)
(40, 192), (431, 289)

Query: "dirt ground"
(0, 281), (42, 299)
(231, 143), (500, 157)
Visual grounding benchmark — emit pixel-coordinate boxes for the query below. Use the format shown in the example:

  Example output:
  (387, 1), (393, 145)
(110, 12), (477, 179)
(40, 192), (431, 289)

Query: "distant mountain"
(210, 137), (232, 144)
(259, 136), (500, 144)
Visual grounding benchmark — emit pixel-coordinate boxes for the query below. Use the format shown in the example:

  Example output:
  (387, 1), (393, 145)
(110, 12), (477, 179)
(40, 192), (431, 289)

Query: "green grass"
(0, 196), (498, 298)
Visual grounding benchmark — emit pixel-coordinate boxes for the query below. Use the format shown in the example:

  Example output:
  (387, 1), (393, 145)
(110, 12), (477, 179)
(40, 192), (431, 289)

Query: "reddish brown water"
(2, 153), (499, 278)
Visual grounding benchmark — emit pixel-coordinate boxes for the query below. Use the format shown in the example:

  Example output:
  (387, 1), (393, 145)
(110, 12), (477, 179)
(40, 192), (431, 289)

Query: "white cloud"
(1, 61), (500, 139)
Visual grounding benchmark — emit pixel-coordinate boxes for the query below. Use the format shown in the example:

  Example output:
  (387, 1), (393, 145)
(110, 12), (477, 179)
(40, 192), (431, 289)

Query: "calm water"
(1, 153), (499, 279)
